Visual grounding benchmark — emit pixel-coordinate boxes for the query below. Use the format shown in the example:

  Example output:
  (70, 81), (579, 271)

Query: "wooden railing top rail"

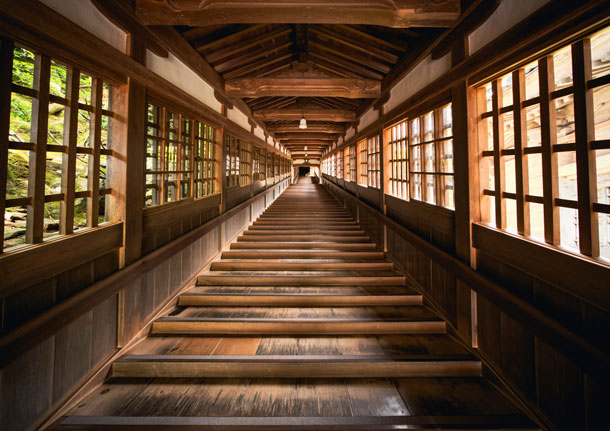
(323, 180), (610, 377)
(0, 179), (289, 368)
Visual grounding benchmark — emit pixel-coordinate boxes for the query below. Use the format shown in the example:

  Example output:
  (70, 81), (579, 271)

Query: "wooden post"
(512, 69), (530, 236)
(491, 79), (505, 229)
(87, 78), (103, 227)
(27, 54), (50, 244)
(60, 68), (80, 235)
(0, 39), (14, 250)
(539, 56), (560, 244)
(572, 39), (598, 257)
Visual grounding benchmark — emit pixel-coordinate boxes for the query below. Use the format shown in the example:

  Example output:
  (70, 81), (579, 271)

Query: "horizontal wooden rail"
(322, 180), (610, 377)
(0, 179), (289, 368)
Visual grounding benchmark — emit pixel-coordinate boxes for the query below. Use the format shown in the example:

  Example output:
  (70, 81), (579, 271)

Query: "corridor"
(50, 182), (534, 430)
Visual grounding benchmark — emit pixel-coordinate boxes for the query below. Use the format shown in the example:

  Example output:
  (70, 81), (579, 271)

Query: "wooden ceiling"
(130, 1), (462, 160)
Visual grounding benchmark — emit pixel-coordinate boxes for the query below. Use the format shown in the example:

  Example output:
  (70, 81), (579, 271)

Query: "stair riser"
(197, 276), (406, 285)
(229, 243), (378, 250)
(178, 295), (422, 307)
(221, 252), (385, 259)
(150, 321), (446, 335)
(209, 263), (393, 271)
(111, 361), (481, 379)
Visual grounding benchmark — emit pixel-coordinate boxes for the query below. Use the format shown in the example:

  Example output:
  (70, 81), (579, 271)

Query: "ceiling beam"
(226, 77), (380, 98)
(266, 124), (344, 134)
(275, 133), (337, 141)
(253, 108), (356, 122)
(135, 0), (460, 27)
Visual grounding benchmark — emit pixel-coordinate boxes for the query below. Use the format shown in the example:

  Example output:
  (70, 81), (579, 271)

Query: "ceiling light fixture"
(299, 100), (307, 129)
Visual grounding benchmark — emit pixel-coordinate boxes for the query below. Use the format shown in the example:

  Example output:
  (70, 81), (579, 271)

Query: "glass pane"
(598, 211), (610, 260)
(557, 151), (578, 200)
(7, 149), (29, 199)
(525, 104), (541, 147)
(4, 205), (28, 250)
(441, 104), (452, 137)
(100, 154), (107, 190)
(484, 83), (492, 112)
(77, 109), (92, 147)
(9, 93), (32, 143)
(425, 175), (435, 204)
(524, 61), (540, 100)
(12, 47), (35, 88)
(555, 93), (575, 144)
(504, 156), (516, 194)
(505, 198), (517, 232)
(527, 152), (543, 196)
(597, 150), (610, 205)
(441, 140), (453, 173)
(423, 112), (434, 142)
(75, 156), (88, 192)
(424, 143), (435, 172)
(45, 155), (62, 195)
(501, 73), (513, 108)
(74, 197), (87, 228)
(102, 82), (113, 111)
(79, 73), (93, 105)
(410, 147), (421, 172)
(559, 206), (579, 250)
(43, 202), (61, 241)
(411, 173), (422, 200)
(48, 102), (65, 145)
(553, 45), (573, 90)
(485, 117), (494, 151)
(503, 111), (514, 149)
(529, 202), (545, 241)
(49, 60), (67, 98)
(98, 195), (106, 225)
(592, 84), (610, 141)
(591, 25), (610, 80)
(442, 175), (454, 210)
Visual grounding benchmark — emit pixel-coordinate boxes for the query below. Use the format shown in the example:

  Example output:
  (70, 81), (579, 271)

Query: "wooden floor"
(49, 178), (538, 430)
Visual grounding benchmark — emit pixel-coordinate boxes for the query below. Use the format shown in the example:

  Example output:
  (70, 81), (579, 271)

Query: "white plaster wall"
(147, 51), (221, 113)
(40, 0), (127, 53)
(254, 126), (265, 141)
(344, 127), (355, 141)
(337, 136), (344, 145)
(469, 0), (551, 55)
(225, 106), (250, 131)
(358, 106), (379, 130)
(267, 136), (273, 145)
(384, 53), (451, 113)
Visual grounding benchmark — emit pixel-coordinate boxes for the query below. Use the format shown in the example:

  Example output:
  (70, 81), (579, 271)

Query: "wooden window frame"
(2, 41), (116, 252)
(225, 133), (240, 188)
(239, 139), (251, 186)
(386, 120), (409, 199)
(367, 135), (381, 189)
(358, 138), (367, 185)
(193, 120), (217, 198)
(475, 26), (610, 260)
(408, 104), (454, 208)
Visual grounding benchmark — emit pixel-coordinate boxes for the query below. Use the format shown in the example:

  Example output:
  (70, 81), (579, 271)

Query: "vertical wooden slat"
(476, 86), (490, 225)
(27, 54), (51, 244)
(571, 39), (598, 257)
(434, 108), (443, 206)
(87, 78), (102, 227)
(512, 69), (530, 236)
(60, 67), (79, 235)
(491, 79), (505, 228)
(538, 56), (560, 244)
(0, 39), (14, 251)
(159, 107), (167, 204)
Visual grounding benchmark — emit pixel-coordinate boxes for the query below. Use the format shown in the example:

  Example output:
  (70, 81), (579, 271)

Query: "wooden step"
(243, 230), (366, 236)
(151, 317), (446, 335)
(209, 262), (393, 271)
(197, 275), (406, 285)
(111, 355), (481, 378)
(247, 225), (362, 231)
(236, 235), (369, 242)
(221, 250), (385, 259)
(178, 294), (422, 307)
(229, 242), (378, 250)
(50, 414), (537, 430)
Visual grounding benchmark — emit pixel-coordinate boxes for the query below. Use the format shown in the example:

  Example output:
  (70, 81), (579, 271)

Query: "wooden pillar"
(0, 39), (14, 250)
(106, 37), (145, 266)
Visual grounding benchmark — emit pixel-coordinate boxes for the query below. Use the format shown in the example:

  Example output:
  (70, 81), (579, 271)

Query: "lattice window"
(239, 139), (251, 186)
(146, 103), (193, 205)
(358, 138), (367, 185)
(387, 120), (409, 199)
(367, 135), (381, 189)
(337, 148), (343, 179)
(409, 104), (453, 208)
(476, 24), (610, 260)
(193, 121), (216, 198)
(2, 40), (117, 252)
(253, 147), (261, 181)
(225, 134), (240, 188)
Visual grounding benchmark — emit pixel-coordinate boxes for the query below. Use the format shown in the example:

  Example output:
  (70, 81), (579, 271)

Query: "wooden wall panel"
(52, 311), (93, 404)
(0, 336), (54, 431)
(91, 294), (118, 366)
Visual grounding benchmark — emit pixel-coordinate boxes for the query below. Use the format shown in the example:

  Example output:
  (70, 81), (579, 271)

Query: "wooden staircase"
(49, 179), (538, 430)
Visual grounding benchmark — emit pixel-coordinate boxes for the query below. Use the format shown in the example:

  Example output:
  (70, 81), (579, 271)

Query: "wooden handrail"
(322, 180), (610, 377)
(0, 179), (289, 368)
